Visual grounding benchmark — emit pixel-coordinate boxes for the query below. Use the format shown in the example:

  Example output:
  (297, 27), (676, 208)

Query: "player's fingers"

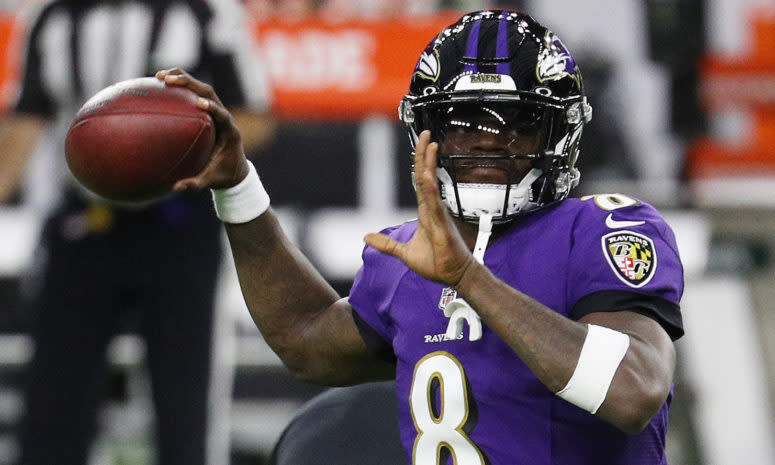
(364, 232), (406, 260)
(156, 67), (184, 77)
(155, 69), (172, 79)
(174, 150), (233, 190)
(198, 97), (243, 152)
(412, 131), (432, 201)
(415, 141), (446, 220)
(424, 141), (440, 195)
(196, 97), (233, 130)
(156, 67), (187, 83)
(158, 69), (191, 89)
(414, 130), (431, 175)
(160, 69), (224, 106)
(427, 137), (438, 167)
(156, 68), (225, 106)
(413, 134), (440, 202)
(174, 150), (240, 191)
(173, 177), (202, 192)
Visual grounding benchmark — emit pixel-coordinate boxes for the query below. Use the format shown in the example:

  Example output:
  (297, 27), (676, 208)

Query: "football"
(65, 77), (215, 203)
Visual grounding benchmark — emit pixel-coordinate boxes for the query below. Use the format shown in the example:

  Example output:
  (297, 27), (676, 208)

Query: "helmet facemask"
(404, 94), (587, 224)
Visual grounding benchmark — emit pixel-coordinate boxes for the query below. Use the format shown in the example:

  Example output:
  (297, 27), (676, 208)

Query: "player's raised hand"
(364, 131), (475, 288)
(155, 68), (250, 191)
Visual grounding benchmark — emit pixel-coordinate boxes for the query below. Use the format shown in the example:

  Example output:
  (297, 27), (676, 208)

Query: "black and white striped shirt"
(15, 0), (270, 119)
(13, 0), (270, 210)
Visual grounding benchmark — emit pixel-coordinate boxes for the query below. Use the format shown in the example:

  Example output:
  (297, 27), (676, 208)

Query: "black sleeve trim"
(351, 309), (397, 364)
(571, 290), (684, 341)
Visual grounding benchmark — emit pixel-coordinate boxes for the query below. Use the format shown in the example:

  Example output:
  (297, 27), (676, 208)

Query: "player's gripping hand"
(364, 130), (475, 288)
(155, 68), (250, 191)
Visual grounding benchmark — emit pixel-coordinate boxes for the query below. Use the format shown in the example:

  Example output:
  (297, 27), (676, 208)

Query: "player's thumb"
(364, 233), (403, 259)
(173, 177), (202, 192)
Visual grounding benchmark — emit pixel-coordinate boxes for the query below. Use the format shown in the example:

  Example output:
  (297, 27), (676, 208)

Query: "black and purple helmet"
(399, 10), (592, 223)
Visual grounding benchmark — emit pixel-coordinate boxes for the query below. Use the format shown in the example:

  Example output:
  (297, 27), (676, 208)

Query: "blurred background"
(0, 0), (774, 464)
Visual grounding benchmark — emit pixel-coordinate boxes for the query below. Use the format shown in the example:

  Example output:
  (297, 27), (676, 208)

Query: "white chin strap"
(443, 213), (492, 342)
(437, 168), (542, 220)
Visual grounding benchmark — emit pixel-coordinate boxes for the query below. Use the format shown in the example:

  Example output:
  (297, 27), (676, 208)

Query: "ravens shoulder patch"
(601, 230), (657, 288)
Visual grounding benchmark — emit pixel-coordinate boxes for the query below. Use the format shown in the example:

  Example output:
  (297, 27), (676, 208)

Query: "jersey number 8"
(410, 351), (485, 465)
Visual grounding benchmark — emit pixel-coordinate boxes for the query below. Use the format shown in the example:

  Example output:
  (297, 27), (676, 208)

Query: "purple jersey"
(349, 195), (684, 465)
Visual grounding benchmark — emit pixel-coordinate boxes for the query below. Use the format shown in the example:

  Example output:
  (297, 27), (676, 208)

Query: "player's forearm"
(455, 261), (585, 392)
(224, 208), (341, 369)
(456, 261), (670, 433)
(585, 310), (676, 433)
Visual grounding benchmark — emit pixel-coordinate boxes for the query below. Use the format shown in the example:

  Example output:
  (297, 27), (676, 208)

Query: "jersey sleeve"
(348, 226), (407, 357)
(567, 197), (685, 340)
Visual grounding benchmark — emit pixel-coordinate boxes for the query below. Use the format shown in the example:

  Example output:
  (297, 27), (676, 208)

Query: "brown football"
(65, 77), (215, 203)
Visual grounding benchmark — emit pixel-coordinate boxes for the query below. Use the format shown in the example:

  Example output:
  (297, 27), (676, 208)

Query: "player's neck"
(453, 217), (477, 251)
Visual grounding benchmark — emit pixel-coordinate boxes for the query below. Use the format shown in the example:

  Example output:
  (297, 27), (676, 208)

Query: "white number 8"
(410, 352), (485, 465)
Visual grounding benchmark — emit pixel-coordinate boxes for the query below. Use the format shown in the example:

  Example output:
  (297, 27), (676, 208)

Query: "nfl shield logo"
(601, 231), (657, 288)
(438, 287), (458, 310)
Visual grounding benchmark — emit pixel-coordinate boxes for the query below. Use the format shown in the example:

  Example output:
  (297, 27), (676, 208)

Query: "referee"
(0, 1), (273, 464)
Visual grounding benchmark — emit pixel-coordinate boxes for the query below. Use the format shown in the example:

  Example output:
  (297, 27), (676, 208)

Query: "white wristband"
(556, 324), (630, 414)
(211, 161), (270, 224)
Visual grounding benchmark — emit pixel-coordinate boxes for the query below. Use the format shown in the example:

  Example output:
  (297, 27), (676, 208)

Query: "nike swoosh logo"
(605, 213), (645, 229)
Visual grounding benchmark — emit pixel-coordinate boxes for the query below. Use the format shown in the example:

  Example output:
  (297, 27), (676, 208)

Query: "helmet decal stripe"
(496, 15), (510, 75)
(464, 18), (482, 73)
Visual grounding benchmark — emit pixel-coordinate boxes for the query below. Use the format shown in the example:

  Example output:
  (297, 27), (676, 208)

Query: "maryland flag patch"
(601, 231), (657, 288)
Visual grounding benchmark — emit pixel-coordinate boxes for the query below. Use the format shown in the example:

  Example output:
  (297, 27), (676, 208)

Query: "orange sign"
(689, 9), (775, 178)
(0, 13), (23, 113)
(0, 13), (459, 120)
(253, 14), (458, 120)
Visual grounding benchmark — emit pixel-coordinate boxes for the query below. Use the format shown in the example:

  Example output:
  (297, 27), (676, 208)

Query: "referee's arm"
(0, 116), (46, 203)
(231, 109), (275, 154)
(206, 1), (276, 154)
(0, 5), (51, 203)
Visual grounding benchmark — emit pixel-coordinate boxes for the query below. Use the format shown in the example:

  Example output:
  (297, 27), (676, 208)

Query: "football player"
(161, 10), (684, 465)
